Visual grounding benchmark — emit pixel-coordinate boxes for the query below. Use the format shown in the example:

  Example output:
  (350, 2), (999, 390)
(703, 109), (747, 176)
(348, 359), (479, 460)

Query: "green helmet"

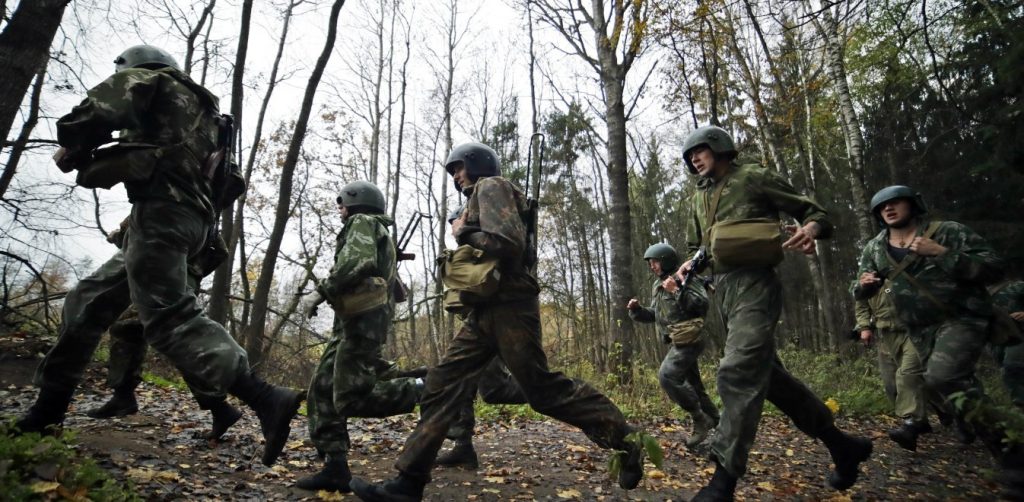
(682, 125), (737, 174)
(445, 142), (501, 193)
(643, 243), (680, 277)
(337, 180), (386, 214)
(114, 45), (180, 72)
(869, 185), (927, 224)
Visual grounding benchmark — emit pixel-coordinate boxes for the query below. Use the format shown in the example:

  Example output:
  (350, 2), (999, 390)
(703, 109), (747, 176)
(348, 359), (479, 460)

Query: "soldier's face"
(880, 198), (912, 228)
(338, 203), (349, 221)
(451, 163), (468, 190)
(689, 146), (721, 178)
(647, 259), (663, 276)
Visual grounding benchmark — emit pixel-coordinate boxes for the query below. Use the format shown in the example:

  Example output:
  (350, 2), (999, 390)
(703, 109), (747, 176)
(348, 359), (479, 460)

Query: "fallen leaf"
(29, 481), (60, 493)
(557, 488), (582, 499)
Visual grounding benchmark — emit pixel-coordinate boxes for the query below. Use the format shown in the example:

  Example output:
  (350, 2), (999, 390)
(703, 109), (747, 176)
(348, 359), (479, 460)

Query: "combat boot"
(820, 426), (873, 490)
(14, 387), (73, 435)
(887, 419), (932, 452)
(953, 415), (976, 444)
(295, 454), (352, 492)
(692, 460), (737, 502)
(206, 400), (243, 440)
(618, 432), (645, 490)
(86, 390), (139, 419)
(435, 439), (479, 469)
(686, 411), (718, 448)
(350, 474), (425, 502)
(229, 371), (303, 466)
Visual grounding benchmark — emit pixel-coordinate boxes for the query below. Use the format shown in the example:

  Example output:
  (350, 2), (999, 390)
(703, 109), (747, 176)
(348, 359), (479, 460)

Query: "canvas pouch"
(709, 218), (784, 268)
(667, 318), (705, 347)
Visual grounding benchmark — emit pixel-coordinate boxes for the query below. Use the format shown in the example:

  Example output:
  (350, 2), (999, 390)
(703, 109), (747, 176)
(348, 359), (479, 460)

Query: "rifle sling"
(884, 221), (948, 314)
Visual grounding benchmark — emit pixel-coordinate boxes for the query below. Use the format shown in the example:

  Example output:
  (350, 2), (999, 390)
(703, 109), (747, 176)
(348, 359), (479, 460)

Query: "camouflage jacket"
(57, 67), (221, 220)
(992, 281), (1024, 315)
(685, 163), (833, 265)
(317, 213), (397, 306)
(455, 176), (540, 302)
(853, 278), (902, 331)
(629, 277), (709, 342)
(853, 219), (1004, 327)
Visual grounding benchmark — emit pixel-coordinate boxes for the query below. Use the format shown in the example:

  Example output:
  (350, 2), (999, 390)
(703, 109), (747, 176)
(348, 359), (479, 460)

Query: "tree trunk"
(0, 65), (44, 198)
(243, 0), (347, 365)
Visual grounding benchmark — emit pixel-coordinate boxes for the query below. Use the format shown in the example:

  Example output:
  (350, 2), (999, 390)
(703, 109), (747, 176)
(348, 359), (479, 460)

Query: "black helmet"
(445, 142), (500, 193)
(114, 45), (180, 72)
(682, 125), (738, 174)
(337, 180), (386, 215)
(869, 185), (927, 225)
(447, 203), (465, 224)
(643, 243), (681, 277)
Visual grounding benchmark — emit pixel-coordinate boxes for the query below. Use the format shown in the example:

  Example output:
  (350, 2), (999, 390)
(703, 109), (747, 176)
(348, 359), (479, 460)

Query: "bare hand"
(626, 298), (640, 311)
(450, 212), (466, 237)
(860, 329), (874, 347)
(909, 236), (947, 257)
(1011, 312), (1024, 322)
(661, 276), (679, 293)
(859, 272), (882, 288)
(782, 222), (819, 254)
(674, 260), (694, 283)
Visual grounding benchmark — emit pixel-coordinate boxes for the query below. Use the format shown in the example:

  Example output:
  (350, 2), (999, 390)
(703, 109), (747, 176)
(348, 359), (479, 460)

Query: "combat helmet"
(682, 125), (737, 174)
(114, 45), (181, 72)
(869, 185), (927, 225)
(643, 243), (681, 278)
(445, 142), (501, 193)
(337, 180), (386, 215)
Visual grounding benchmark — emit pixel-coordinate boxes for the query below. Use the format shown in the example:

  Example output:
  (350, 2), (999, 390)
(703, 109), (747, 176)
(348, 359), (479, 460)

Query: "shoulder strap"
(702, 172), (731, 243)
(886, 221), (950, 313)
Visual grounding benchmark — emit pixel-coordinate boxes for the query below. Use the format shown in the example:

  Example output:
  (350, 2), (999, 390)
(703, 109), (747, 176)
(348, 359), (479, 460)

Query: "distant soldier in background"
(627, 243), (719, 448)
(295, 181), (424, 493)
(15, 45), (302, 467)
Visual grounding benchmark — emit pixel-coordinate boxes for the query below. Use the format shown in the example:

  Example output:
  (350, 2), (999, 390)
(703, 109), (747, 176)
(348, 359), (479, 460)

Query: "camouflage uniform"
(853, 220), (1004, 423)
(686, 163), (838, 478)
(393, 176), (636, 483)
(445, 357), (526, 443)
(629, 278), (718, 422)
(854, 282), (929, 423)
(307, 213), (422, 456)
(989, 281), (1024, 408)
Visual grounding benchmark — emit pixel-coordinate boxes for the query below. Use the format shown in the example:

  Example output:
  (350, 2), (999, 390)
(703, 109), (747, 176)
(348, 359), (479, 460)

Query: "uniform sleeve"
(456, 178), (526, 260)
(852, 245), (882, 300)
(758, 170), (833, 239)
(677, 280), (709, 317)
(853, 295), (873, 331)
(685, 207), (702, 256)
(931, 222), (1005, 285)
(56, 70), (160, 152)
(318, 216), (384, 302)
(629, 301), (656, 323)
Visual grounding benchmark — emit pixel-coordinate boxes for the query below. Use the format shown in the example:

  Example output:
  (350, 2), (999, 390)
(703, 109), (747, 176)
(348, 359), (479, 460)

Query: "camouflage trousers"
(306, 305), (421, 456)
(659, 341), (719, 421)
(875, 326), (929, 421)
(34, 199), (247, 401)
(395, 298), (632, 483)
(709, 268), (834, 478)
(912, 317), (989, 414)
(445, 357), (527, 442)
(992, 343), (1024, 408)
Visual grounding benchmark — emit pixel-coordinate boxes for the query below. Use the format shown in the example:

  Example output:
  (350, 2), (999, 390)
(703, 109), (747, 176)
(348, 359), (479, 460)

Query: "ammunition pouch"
(709, 218), (783, 268)
(989, 307), (1023, 347)
(76, 143), (163, 189)
(666, 318), (705, 347)
(439, 244), (501, 305)
(442, 288), (470, 316)
(332, 276), (389, 319)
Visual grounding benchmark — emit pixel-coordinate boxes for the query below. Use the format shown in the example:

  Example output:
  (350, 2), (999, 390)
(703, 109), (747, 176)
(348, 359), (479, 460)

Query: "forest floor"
(0, 335), (1007, 501)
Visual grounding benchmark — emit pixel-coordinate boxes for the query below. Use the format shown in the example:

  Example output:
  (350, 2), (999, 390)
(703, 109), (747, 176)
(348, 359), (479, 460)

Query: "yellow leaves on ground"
(557, 488), (583, 499)
(317, 489), (345, 501)
(757, 481), (775, 491)
(825, 397), (841, 414)
(647, 469), (666, 479)
(126, 467), (181, 482)
(30, 481), (61, 493)
(483, 476), (507, 484)
(565, 443), (588, 453)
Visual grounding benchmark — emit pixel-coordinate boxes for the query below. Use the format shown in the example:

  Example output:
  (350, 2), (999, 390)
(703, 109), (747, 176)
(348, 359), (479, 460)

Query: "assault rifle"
(203, 114), (245, 211)
(523, 133), (545, 274)
(676, 246), (713, 292)
(392, 211), (433, 302)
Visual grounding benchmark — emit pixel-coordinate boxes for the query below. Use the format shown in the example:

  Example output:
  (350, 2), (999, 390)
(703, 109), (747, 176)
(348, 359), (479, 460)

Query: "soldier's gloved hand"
(301, 291), (325, 319)
(626, 298), (640, 311)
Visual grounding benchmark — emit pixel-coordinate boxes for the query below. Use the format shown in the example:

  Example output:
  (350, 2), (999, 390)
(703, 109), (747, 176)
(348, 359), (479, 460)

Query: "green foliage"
(0, 422), (137, 501)
(141, 372), (187, 391)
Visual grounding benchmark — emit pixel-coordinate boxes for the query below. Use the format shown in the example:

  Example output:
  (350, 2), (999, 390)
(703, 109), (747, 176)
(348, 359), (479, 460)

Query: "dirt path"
(0, 345), (1004, 501)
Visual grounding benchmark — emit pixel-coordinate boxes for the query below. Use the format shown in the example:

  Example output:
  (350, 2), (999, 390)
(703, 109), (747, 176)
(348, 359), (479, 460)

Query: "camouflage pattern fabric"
(685, 163), (832, 267)
(629, 278), (717, 419)
(991, 281), (1024, 407)
(393, 176), (633, 483)
(57, 67), (221, 220)
(105, 309), (147, 394)
(445, 357), (527, 442)
(854, 284), (928, 421)
(307, 211), (420, 456)
(684, 163), (837, 478)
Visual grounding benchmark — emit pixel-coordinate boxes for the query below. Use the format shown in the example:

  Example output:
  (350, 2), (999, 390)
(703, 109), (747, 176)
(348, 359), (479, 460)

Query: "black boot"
(229, 371), (303, 466)
(686, 411), (718, 448)
(435, 439), (479, 469)
(86, 390), (138, 419)
(820, 426), (873, 490)
(349, 474), (425, 502)
(692, 460), (737, 502)
(887, 419), (932, 452)
(14, 387), (74, 435)
(206, 400), (243, 440)
(618, 432), (645, 490)
(953, 415), (976, 444)
(296, 454), (352, 492)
